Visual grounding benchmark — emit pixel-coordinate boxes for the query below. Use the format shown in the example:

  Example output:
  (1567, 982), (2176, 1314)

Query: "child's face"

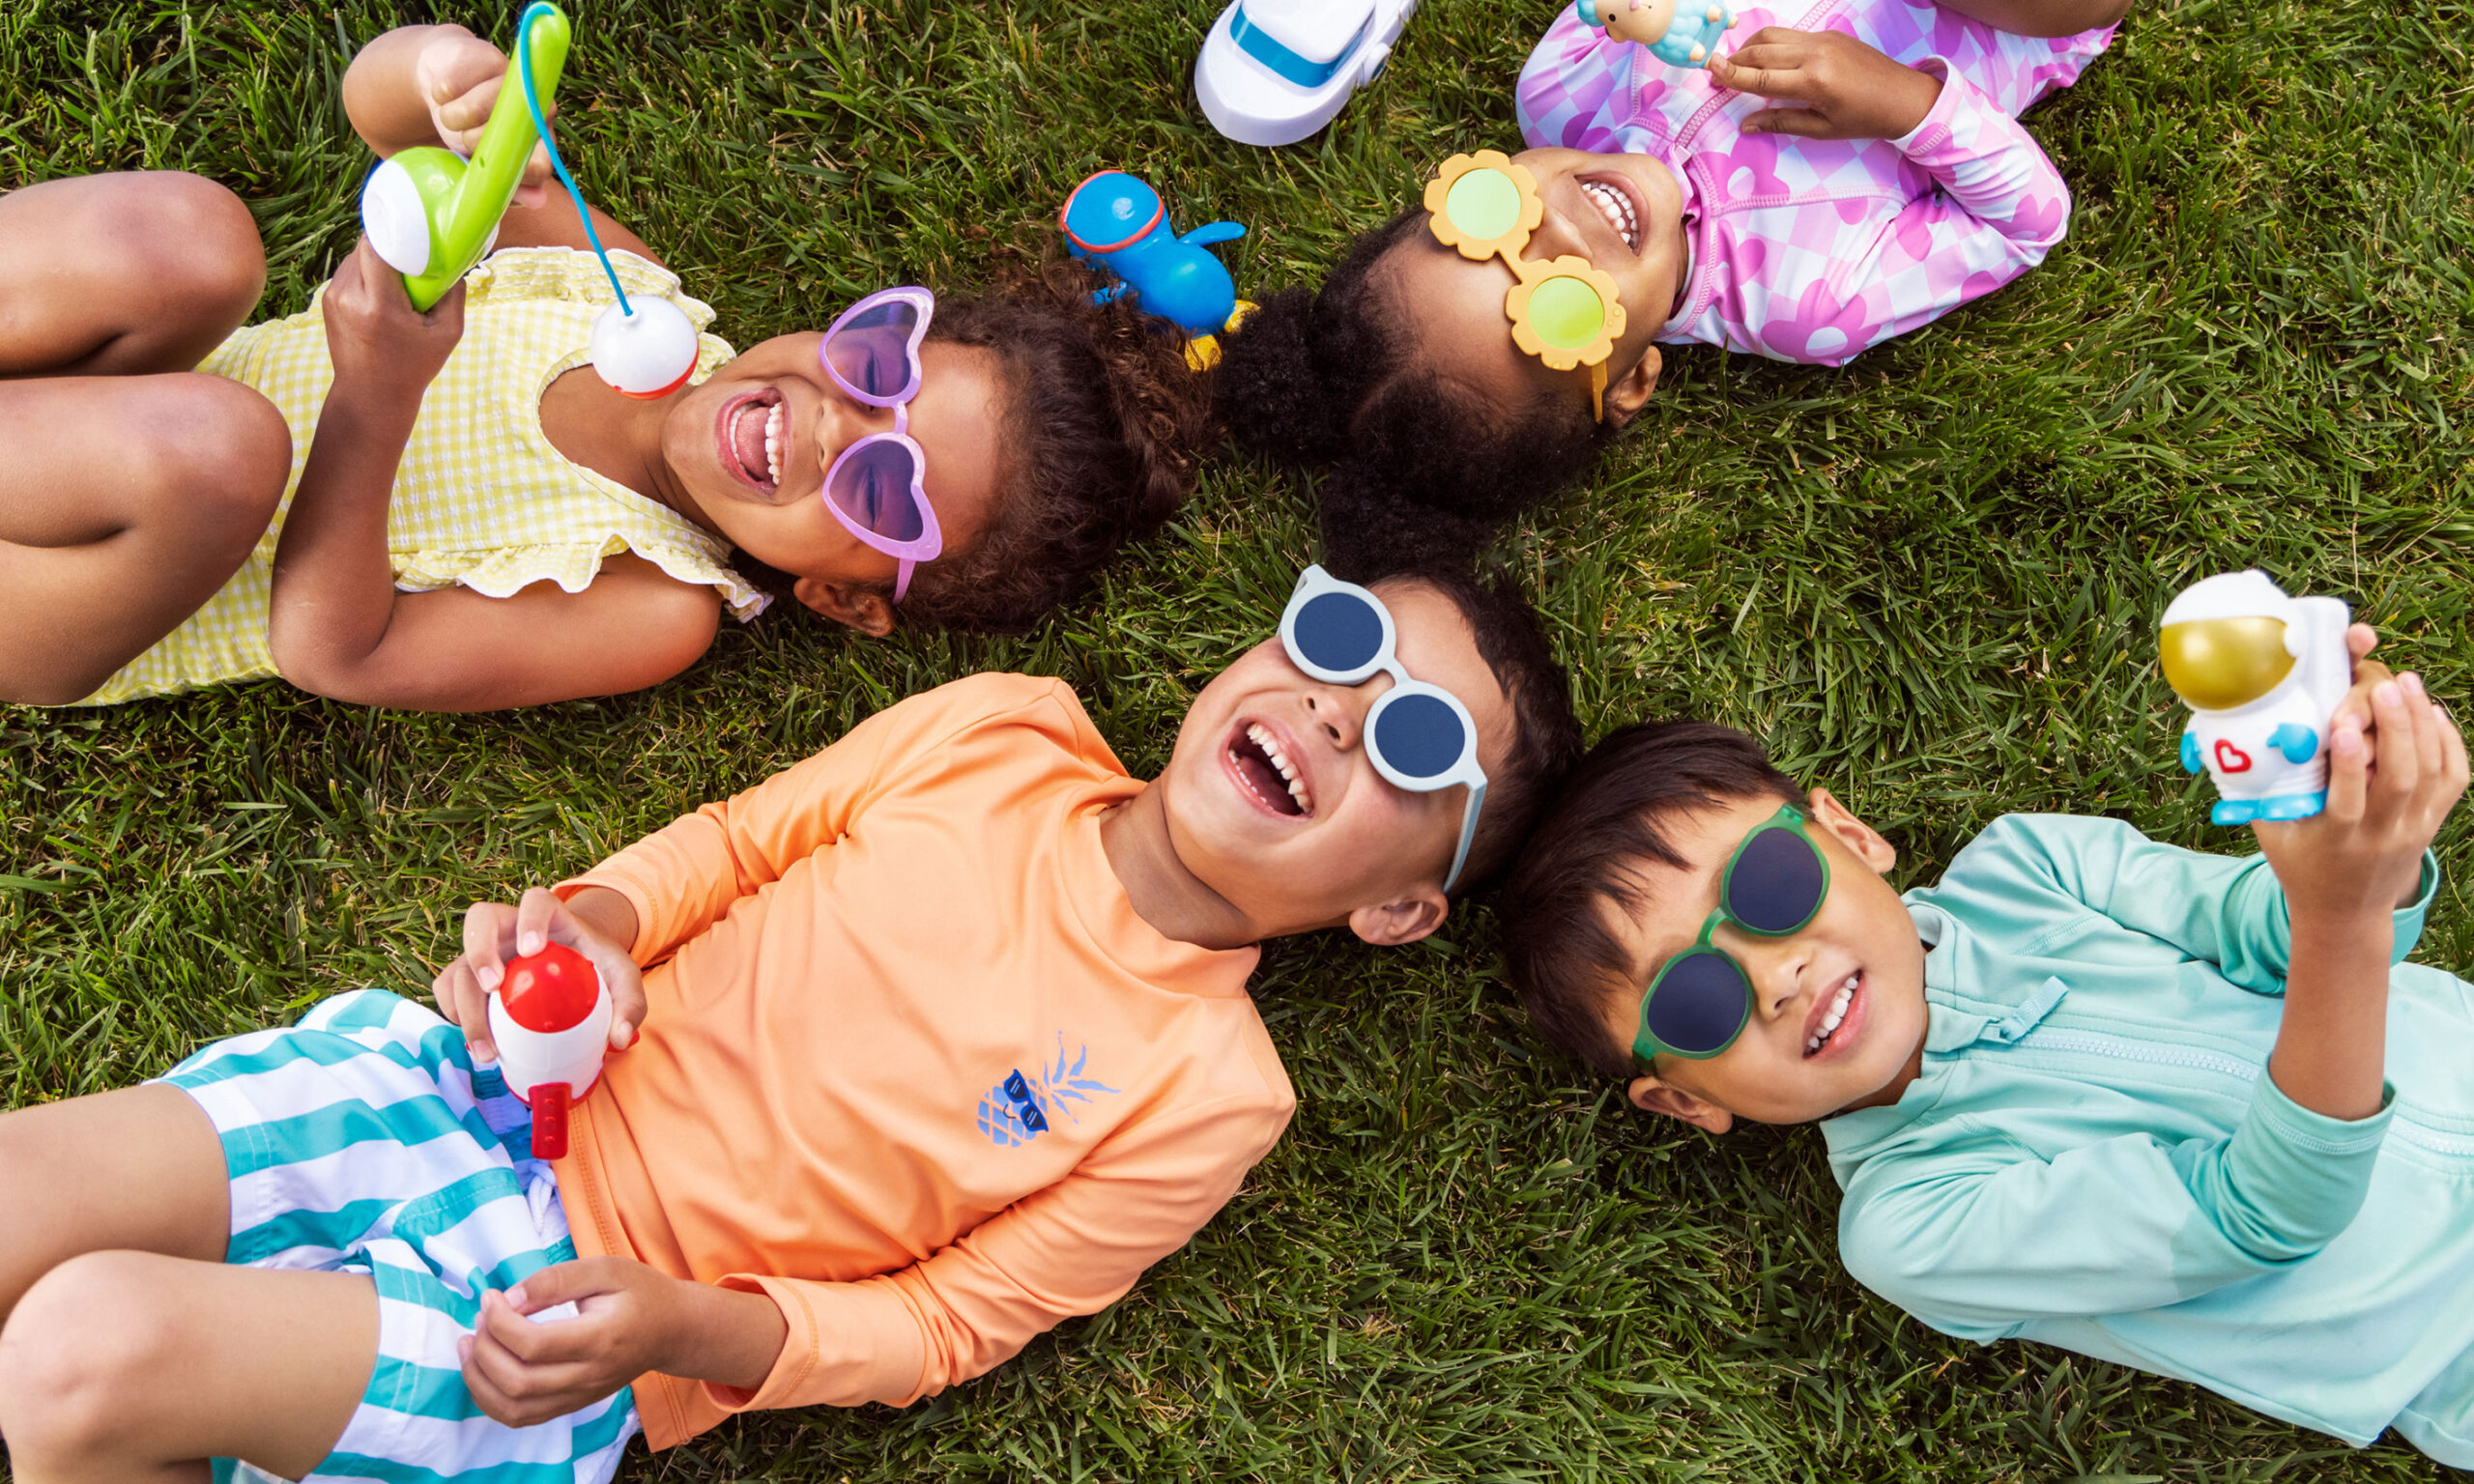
(1597, 790), (1930, 1130)
(1382, 148), (1689, 428)
(1157, 580), (1515, 943)
(659, 332), (1009, 632)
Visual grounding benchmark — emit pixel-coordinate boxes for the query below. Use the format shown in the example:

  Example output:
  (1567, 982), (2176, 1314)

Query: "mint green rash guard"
(1821, 813), (2467, 1462)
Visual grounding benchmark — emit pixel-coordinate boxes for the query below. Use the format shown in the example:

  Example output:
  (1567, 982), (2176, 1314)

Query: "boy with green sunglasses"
(1497, 634), (2474, 1469)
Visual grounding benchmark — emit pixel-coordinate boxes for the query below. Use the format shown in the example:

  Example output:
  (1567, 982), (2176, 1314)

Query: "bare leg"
(0, 1084), (230, 1322)
(0, 1085), (370, 1479)
(0, 173), (266, 378)
(1931, 0), (2129, 37)
(0, 173), (292, 703)
(0, 1254), (376, 1483)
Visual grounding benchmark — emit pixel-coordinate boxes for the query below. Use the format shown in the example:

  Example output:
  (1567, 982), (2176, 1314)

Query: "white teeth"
(763, 402), (783, 486)
(1245, 724), (1313, 813)
(1805, 977), (1858, 1054)
(1581, 180), (1641, 251)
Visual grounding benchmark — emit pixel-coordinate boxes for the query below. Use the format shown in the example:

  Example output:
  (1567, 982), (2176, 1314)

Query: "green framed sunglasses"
(1632, 804), (1830, 1066)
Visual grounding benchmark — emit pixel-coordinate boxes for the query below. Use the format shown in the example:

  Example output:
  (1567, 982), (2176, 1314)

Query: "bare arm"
(2255, 673), (2466, 1120)
(265, 239), (716, 709)
(339, 22), (660, 263)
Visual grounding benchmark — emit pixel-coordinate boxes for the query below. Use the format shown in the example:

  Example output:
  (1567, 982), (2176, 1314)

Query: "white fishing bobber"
(484, 944), (613, 1158)
(590, 297), (700, 399)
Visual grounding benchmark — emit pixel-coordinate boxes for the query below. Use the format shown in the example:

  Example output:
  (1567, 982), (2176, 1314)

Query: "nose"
(1303, 671), (1392, 753)
(1719, 926), (1804, 1024)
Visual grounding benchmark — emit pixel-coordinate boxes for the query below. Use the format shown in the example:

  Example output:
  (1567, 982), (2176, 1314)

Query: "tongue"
(1238, 749), (1301, 815)
(732, 401), (771, 485)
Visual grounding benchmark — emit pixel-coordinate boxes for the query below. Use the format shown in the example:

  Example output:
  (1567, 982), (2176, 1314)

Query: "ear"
(1347, 890), (1449, 948)
(1601, 344), (1662, 429)
(792, 576), (896, 638)
(1627, 1072), (1734, 1133)
(1805, 785), (1896, 873)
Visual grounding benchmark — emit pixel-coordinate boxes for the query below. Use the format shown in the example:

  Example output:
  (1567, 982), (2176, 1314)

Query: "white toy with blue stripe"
(2160, 569), (2353, 826)
(1197, 0), (1421, 147)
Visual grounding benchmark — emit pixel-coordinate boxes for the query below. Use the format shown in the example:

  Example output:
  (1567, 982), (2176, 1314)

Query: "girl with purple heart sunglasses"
(3, 23), (1212, 710)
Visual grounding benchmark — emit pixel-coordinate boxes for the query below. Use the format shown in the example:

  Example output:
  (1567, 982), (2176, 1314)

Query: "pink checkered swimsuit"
(1516, 0), (2115, 364)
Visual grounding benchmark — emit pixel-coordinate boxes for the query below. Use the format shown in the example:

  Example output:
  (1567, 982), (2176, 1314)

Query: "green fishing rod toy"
(358, 2), (700, 397)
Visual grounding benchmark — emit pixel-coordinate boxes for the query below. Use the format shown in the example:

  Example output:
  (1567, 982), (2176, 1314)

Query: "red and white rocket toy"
(486, 944), (611, 1159)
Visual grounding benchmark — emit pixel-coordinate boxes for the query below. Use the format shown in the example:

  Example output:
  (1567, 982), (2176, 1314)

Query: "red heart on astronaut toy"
(2212, 739), (2254, 774)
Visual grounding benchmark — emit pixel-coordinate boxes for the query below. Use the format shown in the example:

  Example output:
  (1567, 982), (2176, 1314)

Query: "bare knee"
(102, 173), (268, 328)
(133, 374), (292, 541)
(0, 1252), (181, 1463)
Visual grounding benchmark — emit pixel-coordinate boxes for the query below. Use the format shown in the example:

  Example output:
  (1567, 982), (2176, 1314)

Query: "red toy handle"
(530, 1082), (572, 1159)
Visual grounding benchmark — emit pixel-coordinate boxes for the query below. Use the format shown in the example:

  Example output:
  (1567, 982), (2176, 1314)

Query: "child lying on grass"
(1218, 0), (2123, 565)
(0, 562), (1581, 1482)
(1498, 636), (2474, 1465)
(0, 21), (1205, 710)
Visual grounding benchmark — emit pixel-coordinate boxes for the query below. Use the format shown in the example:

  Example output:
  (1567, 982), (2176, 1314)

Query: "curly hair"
(737, 257), (1212, 634)
(1215, 209), (1607, 576)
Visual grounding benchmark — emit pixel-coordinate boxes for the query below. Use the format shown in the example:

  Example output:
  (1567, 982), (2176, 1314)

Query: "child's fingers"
(461, 902), (516, 991)
(1742, 106), (1835, 136)
(2436, 703), (2469, 805)
(513, 885), (571, 958)
(2323, 714), (2370, 822)
(1710, 56), (1807, 100)
(459, 1325), (593, 1427)
(2366, 680), (2419, 808)
(433, 77), (503, 153)
(2347, 623), (2379, 661)
(2329, 658), (2395, 735)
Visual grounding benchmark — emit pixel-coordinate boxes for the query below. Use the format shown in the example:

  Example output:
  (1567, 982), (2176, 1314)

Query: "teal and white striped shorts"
(159, 989), (640, 1484)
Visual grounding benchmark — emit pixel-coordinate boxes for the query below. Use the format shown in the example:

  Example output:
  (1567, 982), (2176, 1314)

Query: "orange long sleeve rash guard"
(549, 673), (1296, 1447)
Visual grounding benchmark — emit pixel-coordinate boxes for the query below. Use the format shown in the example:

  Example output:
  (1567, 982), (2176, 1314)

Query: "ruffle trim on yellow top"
(386, 247), (770, 623)
(72, 245), (767, 704)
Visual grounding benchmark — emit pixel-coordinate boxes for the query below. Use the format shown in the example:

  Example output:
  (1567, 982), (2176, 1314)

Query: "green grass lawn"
(4, 0), (2471, 1477)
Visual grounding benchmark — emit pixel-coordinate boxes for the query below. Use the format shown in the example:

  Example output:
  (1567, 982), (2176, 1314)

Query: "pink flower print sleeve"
(1517, 0), (2114, 364)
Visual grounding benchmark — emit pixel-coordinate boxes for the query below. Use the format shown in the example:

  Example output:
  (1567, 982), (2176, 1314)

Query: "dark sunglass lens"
(1726, 827), (1827, 933)
(1291, 590), (1385, 674)
(827, 442), (925, 541)
(823, 300), (921, 398)
(1003, 1070), (1031, 1101)
(1369, 692), (1466, 781)
(1644, 952), (1752, 1056)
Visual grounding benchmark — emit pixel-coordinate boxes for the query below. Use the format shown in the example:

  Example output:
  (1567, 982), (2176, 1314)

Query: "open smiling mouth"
(719, 388), (787, 494)
(1805, 972), (1860, 1058)
(1580, 177), (1643, 253)
(1228, 723), (1313, 817)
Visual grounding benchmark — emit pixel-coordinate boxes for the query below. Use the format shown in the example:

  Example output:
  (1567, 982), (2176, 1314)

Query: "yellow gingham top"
(79, 246), (767, 706)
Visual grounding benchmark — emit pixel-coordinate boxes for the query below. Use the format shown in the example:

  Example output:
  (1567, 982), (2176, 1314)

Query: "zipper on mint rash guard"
(2009, 1027), (2262, 1085)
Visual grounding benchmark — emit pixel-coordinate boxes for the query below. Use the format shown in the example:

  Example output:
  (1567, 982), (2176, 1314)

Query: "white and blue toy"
(1577, 0), (1737, 67)
(1197, 0), (1421, 147)
(2160, 569), (2354, 826)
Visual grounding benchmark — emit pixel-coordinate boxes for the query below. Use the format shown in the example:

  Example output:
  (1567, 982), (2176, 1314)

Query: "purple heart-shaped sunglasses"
(819, 286), (943, 602)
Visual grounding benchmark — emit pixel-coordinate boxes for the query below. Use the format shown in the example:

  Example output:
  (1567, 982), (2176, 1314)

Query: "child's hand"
(321, 237), (466, 402)
(433, 887), (647, 1062)
(2325, 623), (2393, 738)
(458, 1259), (676, 1426)
(2254, 670), (2466, 924)
(412, 27), (556, 210)
(1708, 29), (1944, 140)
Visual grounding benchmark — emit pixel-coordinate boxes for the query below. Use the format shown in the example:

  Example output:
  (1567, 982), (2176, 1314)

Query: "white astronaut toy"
(2159, 570), (2353, 825)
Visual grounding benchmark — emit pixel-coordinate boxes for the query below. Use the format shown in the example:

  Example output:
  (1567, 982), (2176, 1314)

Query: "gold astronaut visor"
(2161, 617), (2295, 710)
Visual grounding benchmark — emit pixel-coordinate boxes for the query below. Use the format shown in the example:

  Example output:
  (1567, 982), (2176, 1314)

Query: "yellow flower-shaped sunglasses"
(1422, 150), (1627, 421)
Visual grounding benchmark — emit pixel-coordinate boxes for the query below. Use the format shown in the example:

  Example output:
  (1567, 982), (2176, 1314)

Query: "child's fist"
(321, 237), (466, 400)
(412, 27), (556, 209)
(434, 887), (646, 1064)
(1708, 28), (1943, 140)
